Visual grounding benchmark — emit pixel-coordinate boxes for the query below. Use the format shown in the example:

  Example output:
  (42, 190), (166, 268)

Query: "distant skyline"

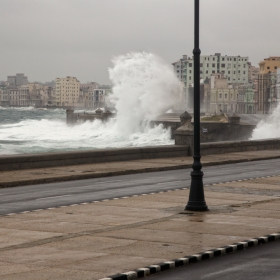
(0, 0), (279, 84)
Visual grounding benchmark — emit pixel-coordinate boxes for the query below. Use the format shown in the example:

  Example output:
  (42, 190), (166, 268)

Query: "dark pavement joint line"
(101, 233), (280, 280)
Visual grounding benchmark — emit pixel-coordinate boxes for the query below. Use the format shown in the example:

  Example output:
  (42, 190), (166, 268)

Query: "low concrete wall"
(0, 145), (189, 171)
(200, 122), (255, 142)
(1, 138), (280, 171)
(201, 138), (280, 155)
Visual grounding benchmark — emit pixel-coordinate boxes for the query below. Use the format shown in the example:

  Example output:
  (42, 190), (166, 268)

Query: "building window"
(225, 94), (228, 98)
(212, 64), (215, 67)
(189, 77), (191, 80)
(200, 63), (203, 67)
(189, 63), (192, 67)
(228, 71), (231, 74)
(213, 57), (215, 61)
(267, 67), (270, 70)
(219, 94), (222, 98)
(206, 70), (208, 74)
(243, 71), (246, 74)
(221, 64), (225, 68)
(212, 70), (215, 74)
(189, 70), (192, 73)
(207, 63), (209, 67)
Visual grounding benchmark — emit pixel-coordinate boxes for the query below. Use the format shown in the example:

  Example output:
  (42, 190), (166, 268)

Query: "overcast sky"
(0, 0), (279, 84)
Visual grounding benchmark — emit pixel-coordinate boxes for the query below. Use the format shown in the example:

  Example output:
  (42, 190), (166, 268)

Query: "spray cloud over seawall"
(0, 52), (182, 154)
(251, 104), (280, 139)
(109, 52), (182, 135)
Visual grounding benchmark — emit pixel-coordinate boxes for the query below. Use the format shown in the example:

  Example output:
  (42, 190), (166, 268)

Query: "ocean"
(0, 107), (173, 155)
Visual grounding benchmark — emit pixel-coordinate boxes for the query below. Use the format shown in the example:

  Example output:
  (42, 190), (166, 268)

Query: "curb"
(1, 154), (280, 188)
(99, 233), (280, 280)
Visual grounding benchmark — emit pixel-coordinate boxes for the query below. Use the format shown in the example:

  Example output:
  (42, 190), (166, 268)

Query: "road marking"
(82, 180), (123, 187)
(36, 194), (71, 200)
(156, 181), (182, 185)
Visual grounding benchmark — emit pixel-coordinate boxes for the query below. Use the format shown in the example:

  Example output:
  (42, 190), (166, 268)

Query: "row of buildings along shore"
(172, 54), (280, 114)
(0, 74), (112, 108)
(1, 54), (280, 114)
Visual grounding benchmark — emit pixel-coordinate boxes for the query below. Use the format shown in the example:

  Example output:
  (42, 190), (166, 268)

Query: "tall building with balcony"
(55, 76), (80, 107)
(173, 53), (250, 87)
(172, 53), (251, 109)
(172, 53), (251, 108)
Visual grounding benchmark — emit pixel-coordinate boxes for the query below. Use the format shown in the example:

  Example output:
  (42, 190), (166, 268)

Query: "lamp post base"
(185, 201), (208, 211)
(185, 170), (208, 211)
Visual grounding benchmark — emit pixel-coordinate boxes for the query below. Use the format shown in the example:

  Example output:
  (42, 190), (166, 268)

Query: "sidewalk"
(0, 151), (280, 279)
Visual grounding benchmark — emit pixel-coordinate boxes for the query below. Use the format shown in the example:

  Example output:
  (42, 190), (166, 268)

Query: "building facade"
(173, 53), (250, 88)
(7, 73), (28, 86)
(55, 76), (80, 107)
(259, 57), (280, 74)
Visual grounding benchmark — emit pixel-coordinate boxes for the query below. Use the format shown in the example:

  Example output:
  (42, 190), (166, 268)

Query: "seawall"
(1, 138), (280, 171)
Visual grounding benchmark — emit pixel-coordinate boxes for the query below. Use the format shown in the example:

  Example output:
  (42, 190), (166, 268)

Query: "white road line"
(81, 180), (123, 187)
(156, 181), (182, 185)
(36, 194), (71, 200)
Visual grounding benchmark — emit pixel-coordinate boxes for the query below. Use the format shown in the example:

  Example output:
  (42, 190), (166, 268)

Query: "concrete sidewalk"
(1, 149), (280, 188)
(0, 151), (280, 279)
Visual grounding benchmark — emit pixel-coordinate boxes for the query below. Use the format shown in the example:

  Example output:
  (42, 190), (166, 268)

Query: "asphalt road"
(0, 158), (280, 215)
(148, 240), (280, 280)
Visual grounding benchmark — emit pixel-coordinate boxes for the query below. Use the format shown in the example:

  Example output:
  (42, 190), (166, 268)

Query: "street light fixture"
(185, 0), (208, 211)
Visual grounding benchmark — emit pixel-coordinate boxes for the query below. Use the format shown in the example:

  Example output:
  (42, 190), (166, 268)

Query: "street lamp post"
(185, 0), (208, 211)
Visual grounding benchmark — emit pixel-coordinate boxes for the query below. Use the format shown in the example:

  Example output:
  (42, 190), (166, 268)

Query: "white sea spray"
(251, 103), (280, 139)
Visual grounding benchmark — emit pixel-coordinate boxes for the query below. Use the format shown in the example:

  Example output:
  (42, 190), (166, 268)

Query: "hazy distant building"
(0, 89), (10, 106)
(80, 82), (99, 91)
(248, 63), (260, 84)
(276, 68), (280, 107)
(87, 89), (106, 108)
(55, 76), (80, 107)
(7, 73), (28, 86)
(257, 57), (280, 113)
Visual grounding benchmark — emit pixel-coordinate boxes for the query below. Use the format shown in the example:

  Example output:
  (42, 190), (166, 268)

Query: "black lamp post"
(185, 0), (208, 211)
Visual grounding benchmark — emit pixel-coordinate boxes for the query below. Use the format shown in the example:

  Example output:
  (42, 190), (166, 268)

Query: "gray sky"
(0, 0), (279, 84)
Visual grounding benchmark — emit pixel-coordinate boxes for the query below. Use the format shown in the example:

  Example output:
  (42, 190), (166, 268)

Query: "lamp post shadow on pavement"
(185, 0), (208, 211)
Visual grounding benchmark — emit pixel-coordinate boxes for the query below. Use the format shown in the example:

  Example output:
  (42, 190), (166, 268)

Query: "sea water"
(0, 52), (181, 155)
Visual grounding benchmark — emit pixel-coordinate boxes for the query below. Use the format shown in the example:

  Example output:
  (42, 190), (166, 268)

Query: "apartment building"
(173, 53), (250, 90)
(55, 76), (80, 107)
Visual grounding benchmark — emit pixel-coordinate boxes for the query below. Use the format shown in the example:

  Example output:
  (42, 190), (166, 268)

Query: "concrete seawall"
(0, 145), (189, 171)
(1, 138), (280, 171)
(201, 138), (280, 155)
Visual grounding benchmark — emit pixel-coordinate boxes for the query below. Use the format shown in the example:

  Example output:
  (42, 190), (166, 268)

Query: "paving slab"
(0, 152), (280, 279)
